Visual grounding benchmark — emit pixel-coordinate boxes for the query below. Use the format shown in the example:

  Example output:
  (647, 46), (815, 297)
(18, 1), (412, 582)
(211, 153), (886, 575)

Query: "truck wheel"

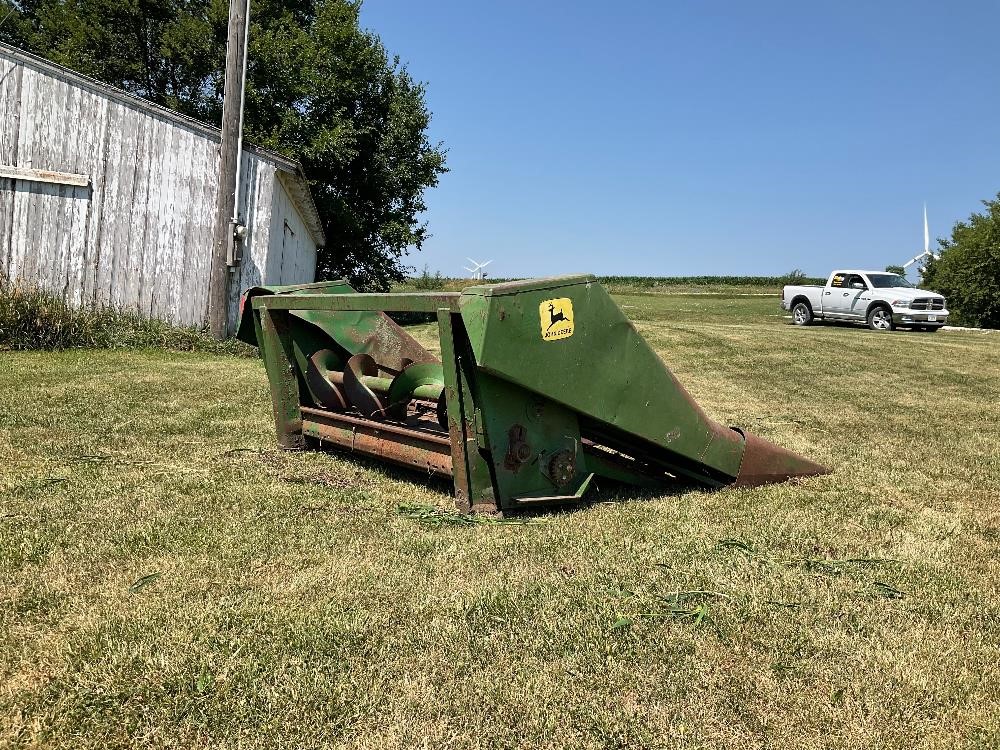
(867, 306), (894, 331)
(792, 302), (813, 326)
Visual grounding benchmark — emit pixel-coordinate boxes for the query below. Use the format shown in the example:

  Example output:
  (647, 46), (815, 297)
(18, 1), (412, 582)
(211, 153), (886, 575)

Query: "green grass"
(2, 290), (1000, 749)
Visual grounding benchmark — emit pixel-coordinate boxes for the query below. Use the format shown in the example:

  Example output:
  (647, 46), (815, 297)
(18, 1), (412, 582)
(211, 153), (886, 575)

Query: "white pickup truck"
(782, 270), (948, 331)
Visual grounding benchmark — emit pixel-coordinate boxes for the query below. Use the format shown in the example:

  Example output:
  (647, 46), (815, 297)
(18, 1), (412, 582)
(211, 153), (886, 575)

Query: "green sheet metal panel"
(238, 279), (436, 373)
(458, 275), (746, 482)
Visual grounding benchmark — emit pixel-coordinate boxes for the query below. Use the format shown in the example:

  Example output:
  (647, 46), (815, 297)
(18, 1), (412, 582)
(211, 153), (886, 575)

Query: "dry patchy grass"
(1, 292), (999, 749)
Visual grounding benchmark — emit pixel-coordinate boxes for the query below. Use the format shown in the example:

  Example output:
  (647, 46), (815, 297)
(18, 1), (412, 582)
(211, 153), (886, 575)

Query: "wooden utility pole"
(208, 0), (250, 339)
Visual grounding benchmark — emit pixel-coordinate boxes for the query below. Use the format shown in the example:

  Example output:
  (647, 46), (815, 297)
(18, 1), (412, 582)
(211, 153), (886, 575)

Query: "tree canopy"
(1, 0), (447, 290)
(921, 193), (1000, 329)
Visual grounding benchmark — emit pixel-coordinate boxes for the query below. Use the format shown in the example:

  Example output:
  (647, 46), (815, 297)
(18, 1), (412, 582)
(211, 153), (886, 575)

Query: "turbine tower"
(903, 203), (939, 275)
(464, 258), (493, 281)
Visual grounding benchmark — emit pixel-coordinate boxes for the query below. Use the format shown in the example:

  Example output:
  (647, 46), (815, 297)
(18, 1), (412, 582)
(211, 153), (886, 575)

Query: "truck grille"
(910, 298), (945, 310)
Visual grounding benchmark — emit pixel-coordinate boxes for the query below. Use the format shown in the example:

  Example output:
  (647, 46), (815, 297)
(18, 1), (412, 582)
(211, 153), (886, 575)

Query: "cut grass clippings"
(396, 502), (539, 527)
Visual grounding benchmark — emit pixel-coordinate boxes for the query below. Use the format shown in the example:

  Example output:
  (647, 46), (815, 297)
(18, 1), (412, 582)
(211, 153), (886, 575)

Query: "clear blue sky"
(359, 1), (1000, 279)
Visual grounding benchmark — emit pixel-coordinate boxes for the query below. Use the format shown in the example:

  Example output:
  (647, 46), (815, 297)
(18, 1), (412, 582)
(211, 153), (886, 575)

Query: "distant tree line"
(596, 273), (827, 288)
(402, 273), (828, 290)
(0, 0), (447, 290)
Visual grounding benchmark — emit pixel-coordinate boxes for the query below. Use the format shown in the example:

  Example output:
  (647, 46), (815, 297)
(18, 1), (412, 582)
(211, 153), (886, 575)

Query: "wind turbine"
(903, 203), (939, 275)
(464, 257), (493, 280)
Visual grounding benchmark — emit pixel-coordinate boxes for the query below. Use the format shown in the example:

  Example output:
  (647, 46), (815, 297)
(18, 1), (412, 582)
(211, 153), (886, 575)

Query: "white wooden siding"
(0, 46), (320, 332)
(271, 173), (318, 285)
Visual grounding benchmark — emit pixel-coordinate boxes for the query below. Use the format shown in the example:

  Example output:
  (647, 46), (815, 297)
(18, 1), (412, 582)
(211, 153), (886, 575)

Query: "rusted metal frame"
(436, 309), (473, 511)
(732, 430), (830, 487)
(253, 293), (461, 313)
(301, 407), (452, 477)
(256, 307), (305, 449)
(300, 407), (450, 446)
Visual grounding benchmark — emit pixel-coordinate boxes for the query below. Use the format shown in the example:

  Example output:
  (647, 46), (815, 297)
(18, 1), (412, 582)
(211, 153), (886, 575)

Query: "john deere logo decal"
(540, 298), (574, 341)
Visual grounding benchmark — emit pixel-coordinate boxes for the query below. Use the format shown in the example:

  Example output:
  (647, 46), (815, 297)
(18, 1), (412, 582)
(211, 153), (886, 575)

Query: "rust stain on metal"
(302, 407), (452, 476)
(503, 424), (532, 472)
(733, 430), (830, 487)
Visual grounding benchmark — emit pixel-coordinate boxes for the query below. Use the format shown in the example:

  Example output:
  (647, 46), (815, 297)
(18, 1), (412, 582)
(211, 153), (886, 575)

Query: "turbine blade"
(924, 203), (929, 254)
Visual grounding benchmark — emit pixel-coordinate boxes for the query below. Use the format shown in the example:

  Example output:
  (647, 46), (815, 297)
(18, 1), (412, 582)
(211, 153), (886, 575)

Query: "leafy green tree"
(921, 193), (1000, 328)
(884, 265), (906, 275)
(1, 0), (447, 290)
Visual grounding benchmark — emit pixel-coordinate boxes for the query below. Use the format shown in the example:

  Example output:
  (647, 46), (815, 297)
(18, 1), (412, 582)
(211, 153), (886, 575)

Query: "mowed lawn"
(2, 288), (999, 749)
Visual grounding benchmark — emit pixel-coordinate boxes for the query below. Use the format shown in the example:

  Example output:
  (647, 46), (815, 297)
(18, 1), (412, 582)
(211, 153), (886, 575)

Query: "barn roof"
(0, 42), (326, 247)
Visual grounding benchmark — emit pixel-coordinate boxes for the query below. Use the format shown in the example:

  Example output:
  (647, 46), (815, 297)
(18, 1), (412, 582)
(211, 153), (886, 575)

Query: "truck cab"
(782, 270), (949, 331)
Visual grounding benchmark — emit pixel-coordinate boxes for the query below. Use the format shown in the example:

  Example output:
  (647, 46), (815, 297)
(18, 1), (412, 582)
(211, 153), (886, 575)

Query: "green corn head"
(239, 275), (828, 513)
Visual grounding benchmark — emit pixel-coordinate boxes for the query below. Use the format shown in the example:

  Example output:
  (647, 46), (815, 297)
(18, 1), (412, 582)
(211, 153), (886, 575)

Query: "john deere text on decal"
(540, 298), (574, 341)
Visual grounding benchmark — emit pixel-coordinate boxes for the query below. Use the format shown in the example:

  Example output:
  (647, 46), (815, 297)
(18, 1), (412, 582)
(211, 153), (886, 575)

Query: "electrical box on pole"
(209, 0), (250, 339)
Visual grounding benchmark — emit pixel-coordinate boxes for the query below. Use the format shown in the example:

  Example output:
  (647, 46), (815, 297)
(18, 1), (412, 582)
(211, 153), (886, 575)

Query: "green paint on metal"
(472, 372), (591, 501)
(257, 308), (305, 450)
(436, 309), (472, 511)
(239, 280), (440, 372)
(387, 362), (445, 419)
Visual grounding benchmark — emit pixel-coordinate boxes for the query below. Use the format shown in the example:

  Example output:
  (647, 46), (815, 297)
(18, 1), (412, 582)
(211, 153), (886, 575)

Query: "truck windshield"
(867, 274), (914, 289)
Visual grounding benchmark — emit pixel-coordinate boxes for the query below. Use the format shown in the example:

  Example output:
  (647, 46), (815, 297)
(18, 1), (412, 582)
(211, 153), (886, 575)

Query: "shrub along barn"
(0, 42), (325, 333)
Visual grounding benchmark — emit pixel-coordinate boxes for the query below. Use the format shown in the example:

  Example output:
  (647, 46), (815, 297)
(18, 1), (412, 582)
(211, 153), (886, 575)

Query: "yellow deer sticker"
(540, 298), (574, 341)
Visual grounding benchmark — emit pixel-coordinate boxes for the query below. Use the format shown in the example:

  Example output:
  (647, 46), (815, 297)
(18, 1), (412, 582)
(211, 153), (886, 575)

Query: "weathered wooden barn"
(0, 42), (325, 332)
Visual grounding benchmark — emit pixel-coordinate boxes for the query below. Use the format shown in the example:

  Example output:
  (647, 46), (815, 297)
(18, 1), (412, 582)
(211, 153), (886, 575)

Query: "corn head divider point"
(240, 275), (829, 514)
